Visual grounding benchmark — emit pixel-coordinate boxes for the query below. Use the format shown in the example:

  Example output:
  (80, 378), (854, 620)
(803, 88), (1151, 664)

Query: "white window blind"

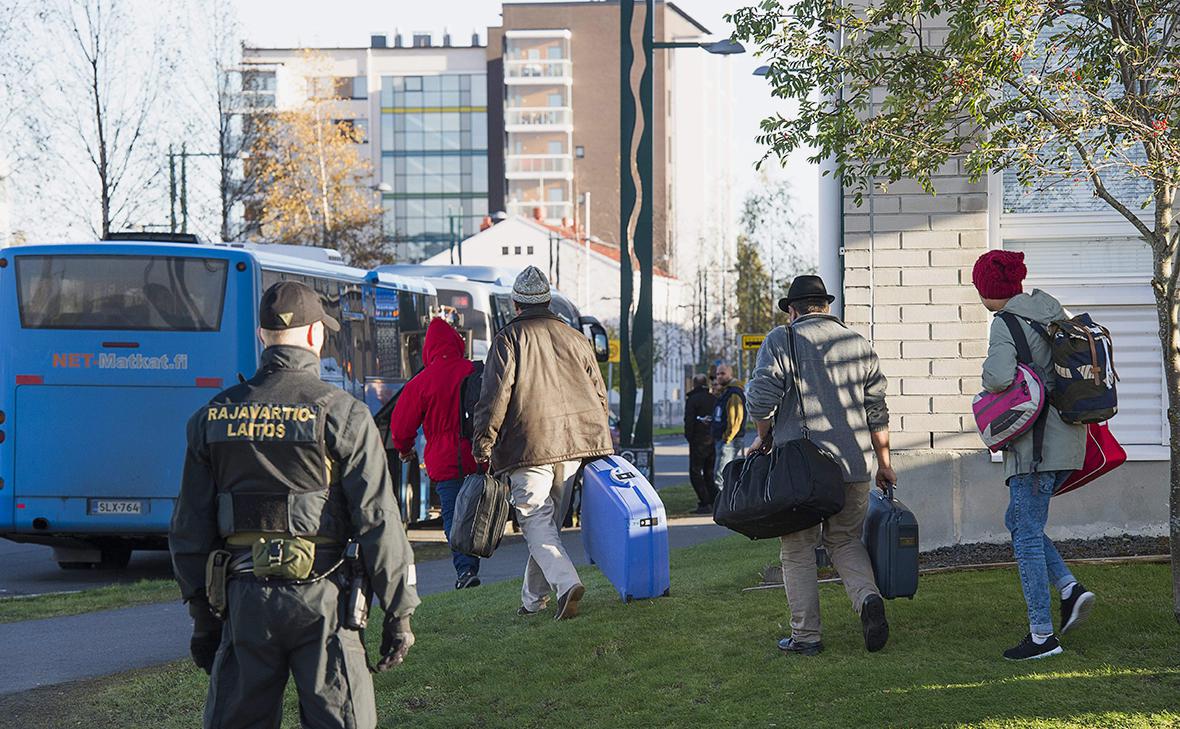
(1003, 237), (1164, 449)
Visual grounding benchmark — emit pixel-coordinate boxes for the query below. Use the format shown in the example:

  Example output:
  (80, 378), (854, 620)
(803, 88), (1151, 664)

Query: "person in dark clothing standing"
(391, 317), (481, 590)
(683, 374), (717, 514)
(170, 281), (420, 729)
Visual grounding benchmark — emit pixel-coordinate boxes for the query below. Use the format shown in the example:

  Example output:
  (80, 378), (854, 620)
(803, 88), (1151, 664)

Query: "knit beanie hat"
(972, 250), (1026, 299)
(512, 265), (552, 304)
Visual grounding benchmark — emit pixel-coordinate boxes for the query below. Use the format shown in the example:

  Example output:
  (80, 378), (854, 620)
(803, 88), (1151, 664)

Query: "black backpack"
(458, 361), (485, 442)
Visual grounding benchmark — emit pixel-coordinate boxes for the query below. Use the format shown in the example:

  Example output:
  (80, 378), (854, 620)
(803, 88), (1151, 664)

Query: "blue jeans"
(1006, 471), (1076, 635)
(435, 478), (479, 578)
(714, 435), (745, 491)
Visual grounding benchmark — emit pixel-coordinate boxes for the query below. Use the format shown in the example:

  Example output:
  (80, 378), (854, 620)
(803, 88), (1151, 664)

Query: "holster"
(342, 541), (371, 630)
(205, 549), (232, 619)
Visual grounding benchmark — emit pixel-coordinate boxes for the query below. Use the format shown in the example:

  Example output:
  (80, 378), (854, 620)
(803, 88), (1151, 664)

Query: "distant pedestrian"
(472, 266), (613, 620)
(391, 317), (482, 590)
(711, 363), (747, 491)
(683, 373), (717, 514)
(973, 250), (1094, 661)
(746, 274), (893, 656)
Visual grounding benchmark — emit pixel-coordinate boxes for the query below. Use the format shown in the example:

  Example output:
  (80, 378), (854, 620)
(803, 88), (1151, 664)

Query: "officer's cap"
(259, 281), (341, 332)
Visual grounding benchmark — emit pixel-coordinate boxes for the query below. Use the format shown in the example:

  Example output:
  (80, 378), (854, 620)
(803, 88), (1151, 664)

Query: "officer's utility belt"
(205, 536), (345, 617)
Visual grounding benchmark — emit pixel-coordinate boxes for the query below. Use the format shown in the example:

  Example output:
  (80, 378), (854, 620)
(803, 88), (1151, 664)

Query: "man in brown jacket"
(473, 266), (613, 620)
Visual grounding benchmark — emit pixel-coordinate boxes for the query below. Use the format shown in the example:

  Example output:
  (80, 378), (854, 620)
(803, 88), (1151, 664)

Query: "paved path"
(0, 518), (726, 696)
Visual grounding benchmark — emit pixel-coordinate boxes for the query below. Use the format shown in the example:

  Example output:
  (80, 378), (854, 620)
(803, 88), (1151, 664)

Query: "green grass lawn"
(653, 426), (683, 437)
(655, 483), (700, 516)
(4, 536), (1177, 729)
(0, 579), (179, 624)
(0, 541), (457, 625)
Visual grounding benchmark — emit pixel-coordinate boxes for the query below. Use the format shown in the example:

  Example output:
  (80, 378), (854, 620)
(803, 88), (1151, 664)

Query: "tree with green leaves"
(731, 0), (1180, 623)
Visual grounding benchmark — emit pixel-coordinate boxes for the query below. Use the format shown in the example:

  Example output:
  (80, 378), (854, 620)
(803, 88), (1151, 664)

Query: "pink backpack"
(972, 363), (1046, 452)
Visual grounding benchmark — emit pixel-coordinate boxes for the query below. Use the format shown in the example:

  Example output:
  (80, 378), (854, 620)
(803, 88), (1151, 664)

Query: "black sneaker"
(860, 594), (889, 652)
(554, 584), (585, 621)
(1059, 583), (1095, 635)
(777, 637), (823, 656)
(455, 570), (481, 590)
(692, 504), (713, 515)
(1003, 633), (1063, 661)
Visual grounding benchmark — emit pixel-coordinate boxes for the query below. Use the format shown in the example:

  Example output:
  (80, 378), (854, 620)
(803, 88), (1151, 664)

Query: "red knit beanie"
(972, 250), (1026, 299)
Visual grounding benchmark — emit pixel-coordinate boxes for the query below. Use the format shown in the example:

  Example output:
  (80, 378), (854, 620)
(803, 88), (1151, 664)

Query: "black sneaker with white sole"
(1059, 583), (1095, 635)
(777, 637), (824, 656)
(1003, 633), (1063, 661)
(860, 594), (889, 653)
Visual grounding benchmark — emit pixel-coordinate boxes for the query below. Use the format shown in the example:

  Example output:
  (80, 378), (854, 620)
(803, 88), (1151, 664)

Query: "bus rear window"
(16, 255), (228, 331)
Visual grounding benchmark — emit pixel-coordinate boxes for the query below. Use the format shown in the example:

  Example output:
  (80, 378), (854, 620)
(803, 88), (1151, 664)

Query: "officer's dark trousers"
(205, 573), (375, 729)
(688, 441), (717, 507)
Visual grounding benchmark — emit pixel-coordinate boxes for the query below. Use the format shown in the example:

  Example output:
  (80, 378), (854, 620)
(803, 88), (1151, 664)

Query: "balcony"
(507, 200), (574, 223)
(504, 107), (572, 131)
(504, 59), (572, 84)
(506, 154), (573, 180)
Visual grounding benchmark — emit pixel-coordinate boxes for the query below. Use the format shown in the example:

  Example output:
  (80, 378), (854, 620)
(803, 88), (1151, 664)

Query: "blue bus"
(0, 238), (436, 569)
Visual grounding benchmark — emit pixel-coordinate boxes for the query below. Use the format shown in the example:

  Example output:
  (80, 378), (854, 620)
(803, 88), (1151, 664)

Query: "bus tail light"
(15, 375), (43, 385)
(195, 377), (223, 388)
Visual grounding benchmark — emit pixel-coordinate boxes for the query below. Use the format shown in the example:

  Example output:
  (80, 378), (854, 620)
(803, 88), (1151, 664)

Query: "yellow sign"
(741, 334), (765, 351)
(608, 338), (621, 364)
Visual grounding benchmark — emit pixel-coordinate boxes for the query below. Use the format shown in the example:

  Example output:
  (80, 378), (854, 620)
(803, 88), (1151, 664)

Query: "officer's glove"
(188, 598), (223, 675)
(377, 613), (415, 671)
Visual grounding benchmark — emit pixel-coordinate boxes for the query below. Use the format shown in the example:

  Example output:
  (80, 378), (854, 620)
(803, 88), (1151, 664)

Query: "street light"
(617, 1), (745, 479)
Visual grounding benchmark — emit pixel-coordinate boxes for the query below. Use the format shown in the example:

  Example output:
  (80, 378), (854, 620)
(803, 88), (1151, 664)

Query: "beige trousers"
(778, 480), (880, 643)
(508, 460), (584, 611)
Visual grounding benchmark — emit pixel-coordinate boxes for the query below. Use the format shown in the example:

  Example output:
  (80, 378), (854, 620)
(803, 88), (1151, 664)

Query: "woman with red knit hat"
(974, 250), (1093, 661)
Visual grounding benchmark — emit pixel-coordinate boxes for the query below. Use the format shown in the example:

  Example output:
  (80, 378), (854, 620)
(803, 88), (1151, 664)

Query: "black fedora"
(777, 275), (835, 313)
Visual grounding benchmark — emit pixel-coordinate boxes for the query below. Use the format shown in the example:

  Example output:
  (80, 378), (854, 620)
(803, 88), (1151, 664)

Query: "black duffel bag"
(450, 472), (511, 558)
(713, 326), (845, 539)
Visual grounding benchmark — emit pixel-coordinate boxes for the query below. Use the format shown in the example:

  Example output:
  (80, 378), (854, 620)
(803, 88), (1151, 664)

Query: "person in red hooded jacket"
(391, 317), (481, 589)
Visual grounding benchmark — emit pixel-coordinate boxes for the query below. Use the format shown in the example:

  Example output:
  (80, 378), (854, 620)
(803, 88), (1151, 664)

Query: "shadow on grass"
(2, 537), (1176, 729)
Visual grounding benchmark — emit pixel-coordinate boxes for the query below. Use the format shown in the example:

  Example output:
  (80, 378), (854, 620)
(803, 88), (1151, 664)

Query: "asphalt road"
(0, 437), (691, 599)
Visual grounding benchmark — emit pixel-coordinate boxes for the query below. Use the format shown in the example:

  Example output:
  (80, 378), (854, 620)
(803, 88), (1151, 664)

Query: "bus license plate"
(88, 499), (146, 515)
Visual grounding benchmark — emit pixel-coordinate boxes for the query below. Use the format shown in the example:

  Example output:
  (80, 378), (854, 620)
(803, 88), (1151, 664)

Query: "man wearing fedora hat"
(746, 275), (894, 656)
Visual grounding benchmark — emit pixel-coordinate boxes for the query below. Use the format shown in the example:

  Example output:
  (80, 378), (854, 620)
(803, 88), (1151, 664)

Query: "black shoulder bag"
(713, 326), (846, 539)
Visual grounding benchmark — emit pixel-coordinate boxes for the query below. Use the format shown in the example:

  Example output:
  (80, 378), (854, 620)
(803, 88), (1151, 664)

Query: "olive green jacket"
(981, 290), (1086, 480)
(473, 307), (613, 473)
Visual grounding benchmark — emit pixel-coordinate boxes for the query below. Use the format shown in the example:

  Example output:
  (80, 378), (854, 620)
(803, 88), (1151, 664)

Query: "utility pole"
(618, 0), (655, 479)
(583, 191), (591, 309)
(168, 145), (177, 234)
(180, 142), (189, 234)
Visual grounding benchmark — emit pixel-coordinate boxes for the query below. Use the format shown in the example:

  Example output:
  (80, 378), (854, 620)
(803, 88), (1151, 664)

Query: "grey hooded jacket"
(746, 314), (890, 483)
(981, 289), (1086, 479)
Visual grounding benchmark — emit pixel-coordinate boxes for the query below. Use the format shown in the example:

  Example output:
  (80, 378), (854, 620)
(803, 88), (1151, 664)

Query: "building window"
(502, 246), (509, 255)
(515, 246), (521, 254)
(352, 76), (368, 100)
(413, 33), (431, 48)
(527, 246), (534, 255)
(575, 146), (585, 159)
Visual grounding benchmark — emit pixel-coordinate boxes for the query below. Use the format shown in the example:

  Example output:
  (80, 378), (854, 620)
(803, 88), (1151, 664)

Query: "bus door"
(0, 249), (256, 553)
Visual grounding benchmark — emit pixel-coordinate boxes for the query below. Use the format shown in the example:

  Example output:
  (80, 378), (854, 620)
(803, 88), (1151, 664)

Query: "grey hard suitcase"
(861, 485), (919, 599)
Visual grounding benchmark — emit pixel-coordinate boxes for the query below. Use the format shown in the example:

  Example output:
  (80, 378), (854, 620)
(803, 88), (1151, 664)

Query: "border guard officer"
(170, 280), (420, 729)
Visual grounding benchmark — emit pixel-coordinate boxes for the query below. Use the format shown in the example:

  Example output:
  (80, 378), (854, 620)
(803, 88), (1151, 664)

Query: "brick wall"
(842, 172), (989, 450)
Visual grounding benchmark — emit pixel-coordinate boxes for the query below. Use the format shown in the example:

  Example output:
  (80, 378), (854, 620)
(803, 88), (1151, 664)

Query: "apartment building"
(241, 32), (490, 261)
(487, 1), (733, 279)
(240, 1), (732, 271)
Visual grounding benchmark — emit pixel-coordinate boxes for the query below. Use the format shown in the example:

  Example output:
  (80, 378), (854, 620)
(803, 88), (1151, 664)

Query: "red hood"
(423, 317), (465, 365)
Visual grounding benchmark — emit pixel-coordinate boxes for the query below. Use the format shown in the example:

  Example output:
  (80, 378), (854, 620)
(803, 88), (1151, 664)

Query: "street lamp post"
(618, 0), (743, 479)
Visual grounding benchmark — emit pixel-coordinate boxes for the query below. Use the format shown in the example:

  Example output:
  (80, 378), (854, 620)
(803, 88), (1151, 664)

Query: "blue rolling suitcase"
(582, 455), (671, 602)
(861, 484), (919, 599)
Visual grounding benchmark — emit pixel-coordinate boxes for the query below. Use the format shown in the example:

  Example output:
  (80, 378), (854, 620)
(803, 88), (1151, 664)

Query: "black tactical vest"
(204, 346), (349, 542)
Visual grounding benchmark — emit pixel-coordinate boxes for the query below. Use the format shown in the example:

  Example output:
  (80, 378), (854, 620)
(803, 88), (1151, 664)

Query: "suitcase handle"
(612, 468), (638, 484)
(881, 483), (896, 501)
